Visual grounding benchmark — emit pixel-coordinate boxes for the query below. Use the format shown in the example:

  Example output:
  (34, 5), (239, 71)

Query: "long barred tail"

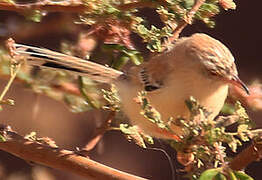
(14, 44), (124, 83)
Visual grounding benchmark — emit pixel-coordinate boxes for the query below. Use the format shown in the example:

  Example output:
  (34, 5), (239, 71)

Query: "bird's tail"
(14, 43), (124, 83)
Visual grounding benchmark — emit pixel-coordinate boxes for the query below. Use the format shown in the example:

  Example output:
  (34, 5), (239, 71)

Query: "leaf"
(0, 134), (6, 142)
(180, 0), (194, 9)
(102, 84), (120, 112)
(78, 76), (101, 109)
(0, 99), (15, 106)
(119, 124), (148, 148)
(228, 170), (237, 180)
(234, 101), (249, 123)
(25, 10), (45, 22)
(102, 44), (143, 66)
(112, 56), (129, 70)
(129, 53), (144, 65)
(221, 103), (235, 114)
(122, 50), (143, 65)
(136, 92), (170, 130)
(147, 40), (162, 52)
(24, 131), (37, 141)
(237, 124), (250, 142)
(214, 172), (226, 180)
(234, 171), (254, 180)
(199, 168), (220, 180)
(64, 94), (91, 113)
(102, 44), (125, 51)
(2, 0), (15, 3)
(219, 0), (236, 10)
(136, 25), (149, 35)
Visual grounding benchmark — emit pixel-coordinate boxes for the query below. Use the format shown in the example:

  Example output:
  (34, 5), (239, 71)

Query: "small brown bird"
(13, 33), (249, 140)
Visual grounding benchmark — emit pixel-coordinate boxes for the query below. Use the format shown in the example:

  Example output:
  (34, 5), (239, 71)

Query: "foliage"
(1, 0), (236, 52)
(78, 0), (235, 51)
(199, 169), (253, 180)
(122, 93), (258, 179)
(102, 84), (121, 112)
(0, 49), (21, 110)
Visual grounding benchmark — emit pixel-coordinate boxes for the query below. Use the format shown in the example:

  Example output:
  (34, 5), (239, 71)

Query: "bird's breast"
(115, 69), (229, 139)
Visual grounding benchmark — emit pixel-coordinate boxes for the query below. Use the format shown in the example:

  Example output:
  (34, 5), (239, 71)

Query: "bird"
(13, 33), (249, 140)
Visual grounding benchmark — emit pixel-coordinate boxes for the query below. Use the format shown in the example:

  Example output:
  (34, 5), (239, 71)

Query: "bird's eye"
(209, 71), (217, 76)
(145, 85), (160, 91)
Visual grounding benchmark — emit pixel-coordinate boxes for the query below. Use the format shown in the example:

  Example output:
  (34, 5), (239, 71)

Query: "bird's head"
(183, 33), (249, 95)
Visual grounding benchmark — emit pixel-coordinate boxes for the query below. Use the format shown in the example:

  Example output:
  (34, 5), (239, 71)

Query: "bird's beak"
(230, 76), (250, 95)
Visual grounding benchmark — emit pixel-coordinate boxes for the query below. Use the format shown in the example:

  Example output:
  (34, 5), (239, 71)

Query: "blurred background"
(0, 0), (262, 180)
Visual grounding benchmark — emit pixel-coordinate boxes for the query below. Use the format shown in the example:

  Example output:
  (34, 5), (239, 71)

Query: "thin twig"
(0, 124), (147, 180)
(83, 111), (115, 152)
(0, 64), (21, 102)
(161, 0), (206, 51)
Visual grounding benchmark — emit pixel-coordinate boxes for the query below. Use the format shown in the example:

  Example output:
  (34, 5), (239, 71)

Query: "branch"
(83, 111), (115, 152)
(0, 1), (166, 14)
(10, 15), (78, 42)
(229, 140), (262, 171)
(51, 82), (81, 96)
(0, 124), (147, 180)
(161, 0), (206, 51)
(0, 1), (92, 13)
(1, 0), (205, 52)
(118, 1), (168, 10)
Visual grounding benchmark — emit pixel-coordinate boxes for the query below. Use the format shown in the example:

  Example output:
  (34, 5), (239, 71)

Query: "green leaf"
(112, 56), (129, 70)
(237, 124), (250, 142)
(102, 84), (120, 112)
(0, 99), (15, 106)
(102, 44), (143, 66)
(137, 25), (149, 35)
(2, 0), (15, 3)
(64, 95), (91, 113)
(214, 172), (226, 180)
(78, 76), (101, 109)
(234, 101), (249, 123)
(221, 103), (235, 114)
(119, 124), (147, 148)
(180, 0), (194, 9)
(228, 170), (237, 180)
(102, 44), (125, 51)
(0, 134), (6, 142)
(234, 171), (254, 180)
(199, 168), (220, 180)
(25, 10), (44, 23)
(128, 52), (143, 65)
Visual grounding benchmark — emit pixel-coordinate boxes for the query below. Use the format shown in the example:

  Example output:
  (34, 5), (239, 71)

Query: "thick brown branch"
(229, 141), (262, 171)
(118, 1), (168, 10)
(0, 125), (147, 180)
(0, 1), (166, 13)
(0, 2), (91, 13)
(118, 2), (157, 10)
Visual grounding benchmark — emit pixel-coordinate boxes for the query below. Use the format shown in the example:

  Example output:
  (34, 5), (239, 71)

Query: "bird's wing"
(137, 54), (173, 92)
(14, 43), (123, 83)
